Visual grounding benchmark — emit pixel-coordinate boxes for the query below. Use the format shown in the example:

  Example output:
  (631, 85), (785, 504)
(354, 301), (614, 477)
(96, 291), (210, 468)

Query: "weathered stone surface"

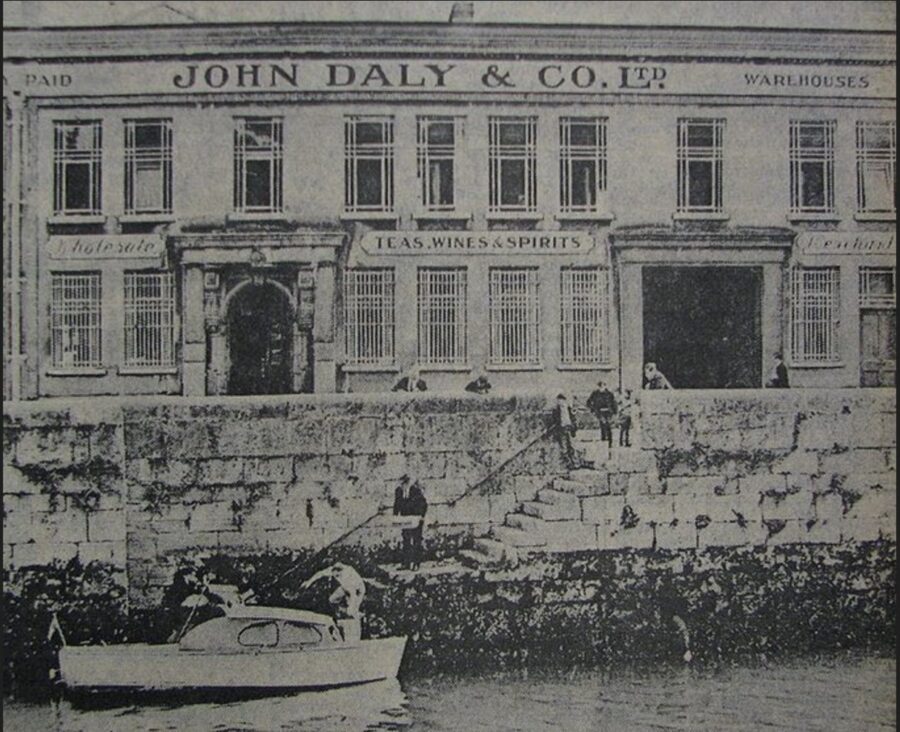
(580, 495), (626, 525)
(654, 520), (696, 550)
(87, 510), (127, 542)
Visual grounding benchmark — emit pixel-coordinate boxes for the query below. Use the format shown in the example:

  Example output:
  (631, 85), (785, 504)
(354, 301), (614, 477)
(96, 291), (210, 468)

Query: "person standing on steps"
(393, 475), (428, 570)
(553, 393), (579, 470)
(587, 380), (617, 449)
(766, 352), (790, 388)
(617, 388), (634, 447)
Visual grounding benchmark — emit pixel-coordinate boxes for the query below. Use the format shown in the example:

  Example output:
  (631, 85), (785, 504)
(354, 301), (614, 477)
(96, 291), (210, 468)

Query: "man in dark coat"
(393, 365), (427, 392)
(394, 476), (428, 570)
(766, 353), (790, 388)
(553, 393), (578, 469)
(587, 380), (617, 447)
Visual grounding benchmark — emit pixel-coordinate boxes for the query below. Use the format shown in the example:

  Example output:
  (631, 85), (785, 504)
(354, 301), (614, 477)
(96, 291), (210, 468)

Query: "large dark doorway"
(643, 266), (762, 388)
(227, 283), (293, 395)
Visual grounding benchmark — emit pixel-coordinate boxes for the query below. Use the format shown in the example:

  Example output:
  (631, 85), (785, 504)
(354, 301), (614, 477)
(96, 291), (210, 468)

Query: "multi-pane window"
(53, 121), (102, 215)
(677, 118), (724, 214)
(417, 117), (460, 212)
(344, 117), (394, 213)
(560, 267), (609, 365)
(790, 121), (836, 214)
(417, 268), (467, 367)
(859, 267), (896, 309)
(489, 117), (537, 213)
(124, 119), (173, 215)
(50, 272), (102, 369)
(343, 269), (395, 367)
(124, 271), (176, 369)
(489, 268), (540, 366)
(560, 117), (608, 213)
(790, 267), (840, 363)
(856, 121), (896, 214)
(233, 117), (283, 213)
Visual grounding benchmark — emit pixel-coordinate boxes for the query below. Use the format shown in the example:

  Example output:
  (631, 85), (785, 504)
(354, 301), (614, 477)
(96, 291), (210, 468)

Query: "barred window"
(859, 267), (896, 309)
(560, 267), (609, 365)
(677, 118), (724, 214)
(418, 268), (467, 367)
(343, 269), (395, 367)
(125, 119), (173, 215)
(790, 121), (835, 214)
(234, 117), (282, 213)
(417, 117), (459, 212)
(790, 267), (840, 363)
(856, 121), (896, 214)
(560, 117), (607, 213)
(489, 268), (540, 366)
(345, 117), (394, 213)
(50, 272), (102, 369)
(53, 121), (102, 215)
(489, 117), (537, 213)
(124, 271), (176, 369)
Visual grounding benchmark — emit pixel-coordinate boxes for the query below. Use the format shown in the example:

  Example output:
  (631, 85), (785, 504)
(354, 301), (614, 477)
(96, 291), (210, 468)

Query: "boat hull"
(59, 636), (407, 692)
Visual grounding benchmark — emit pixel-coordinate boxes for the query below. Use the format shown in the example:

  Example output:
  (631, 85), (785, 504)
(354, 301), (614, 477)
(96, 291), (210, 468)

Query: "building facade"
(2, 21), (896, 400)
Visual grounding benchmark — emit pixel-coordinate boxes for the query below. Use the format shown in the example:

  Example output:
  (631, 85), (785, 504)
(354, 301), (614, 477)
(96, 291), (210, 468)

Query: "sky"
(2, 0), (896, 30)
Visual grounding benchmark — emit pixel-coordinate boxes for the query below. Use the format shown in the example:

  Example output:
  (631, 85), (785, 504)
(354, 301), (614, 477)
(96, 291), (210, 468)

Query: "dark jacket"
(767, 362), (789, 388)
(465, 376), (492, 394)
(587, 389), (617, 417)
(392, 376), (428, 392)
(394, 483), (428, 517)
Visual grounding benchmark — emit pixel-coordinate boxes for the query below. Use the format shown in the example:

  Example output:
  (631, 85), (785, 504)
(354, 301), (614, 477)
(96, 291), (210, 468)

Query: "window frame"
(416, 116), (461, 213)
(488, 267), (541, 368)
(50, 271), (103, 370)
(559, 117), (608, 214)
(859, 267), (896, 310)
(123, 270), (177, 371)
(53, 120), (103, 216)
(789, 120), (836, 215)
(559, 266), (611, 367)
(676, 118), (725, 215)
(417, 267), (468, 368)
(856, 121), (896, 215)
(790, 266), (841, 365)
(343, 268), (396, 368)
(488, 116), (538, 214)
(233, 116), (283, 214)
(124, 118), (173, 215)
(344, 116), (395, 214)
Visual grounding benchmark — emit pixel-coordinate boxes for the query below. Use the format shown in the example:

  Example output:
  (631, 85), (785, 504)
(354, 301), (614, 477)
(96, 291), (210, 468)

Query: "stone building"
(2, 19), (896, 401)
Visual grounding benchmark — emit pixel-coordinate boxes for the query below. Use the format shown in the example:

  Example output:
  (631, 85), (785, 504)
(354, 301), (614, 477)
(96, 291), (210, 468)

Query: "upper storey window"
(790, 120), (835, 215)
(53, 121), (102, 216)
(233, 117), (283, 214)
(676, 118), (724, 214)
(124, 119), (173, 215)
(345, 116), (395, 213)
(417, 117), (460, 212)
(489, 117), (537, 213)
(856, 121), (896, 215)
(559, 117), (608, 214)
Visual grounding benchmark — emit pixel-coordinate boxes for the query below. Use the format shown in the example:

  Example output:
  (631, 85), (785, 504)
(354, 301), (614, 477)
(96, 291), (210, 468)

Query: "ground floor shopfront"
(24, 224), (897, 399)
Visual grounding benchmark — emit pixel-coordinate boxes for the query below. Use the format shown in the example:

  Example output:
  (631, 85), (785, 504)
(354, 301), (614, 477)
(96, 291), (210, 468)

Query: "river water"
(5, 653), (895, 731)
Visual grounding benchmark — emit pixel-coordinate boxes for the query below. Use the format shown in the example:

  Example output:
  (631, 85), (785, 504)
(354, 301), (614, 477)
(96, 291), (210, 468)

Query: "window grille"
(560, 117), (607, 213)
(124, 271), (176, 368)
(677, 118), (724, 213)
(125, 119), (173, 214)
(417, 117), (459, 212)
(856, 121), (896, 214)
(789, 120), (836, 214)
(859, 267), (896, 309)
(489, 268), (540, 366)
(417, 268), (467, 366)
(50, 272), (102, 369)
(343, 269), (395, 366)
(488, 117), (537, 213)
(560, 267), (609, 365)
(233, 117), (283, 213)
(53, 121), (102, 215)
(344, 117), (394, 213)
(790, 267), (840, 363)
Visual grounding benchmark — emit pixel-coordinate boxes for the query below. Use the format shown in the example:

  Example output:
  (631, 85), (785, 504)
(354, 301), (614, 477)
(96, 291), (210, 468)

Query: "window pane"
(355, 122), (384, 145)
(687, 124), (714, 147)
(133, 123), (162, 148)
(800, 161), (826, 207)
(356, 159), (384, 206)
(64, 164), (92, 211)
(245, 159), (272, 208)
(62, 125), (94, 151)
(860, 161), (894, 211)
(243, 121), (274, 148)
(569, 122), (597, 147)
(570, 160), (596, 207)
(500, 159), (526, 205)
(498, 122), (526, 146)
(688, 160), (713, 207)
(427, 121), (454, 145)
(799, 125), (827, 148)
(133, 160), (163, 211)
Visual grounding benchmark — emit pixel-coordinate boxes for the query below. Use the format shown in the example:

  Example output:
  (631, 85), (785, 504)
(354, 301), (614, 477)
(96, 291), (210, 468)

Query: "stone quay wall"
(2, 389), (895, 607)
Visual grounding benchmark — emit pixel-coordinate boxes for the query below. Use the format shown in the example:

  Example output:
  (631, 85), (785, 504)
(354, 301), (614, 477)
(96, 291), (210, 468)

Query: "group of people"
(555, 382), (637, 469)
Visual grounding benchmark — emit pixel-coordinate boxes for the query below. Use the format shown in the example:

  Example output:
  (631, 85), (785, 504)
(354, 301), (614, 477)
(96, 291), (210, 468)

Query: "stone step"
(474, 536), (518, 564)
(521, 499), (580, 521)
(506, 512), (546, 532)
(537, 487), (581, 508)
(552, 476), (602, 497)
(492, 524), (547, 547)
(568, 467), (608, 483)
(458, 549), (495, 568)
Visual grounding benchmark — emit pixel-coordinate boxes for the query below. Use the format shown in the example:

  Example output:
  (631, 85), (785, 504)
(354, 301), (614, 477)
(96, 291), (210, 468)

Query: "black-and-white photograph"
(2, 1), (895, 729)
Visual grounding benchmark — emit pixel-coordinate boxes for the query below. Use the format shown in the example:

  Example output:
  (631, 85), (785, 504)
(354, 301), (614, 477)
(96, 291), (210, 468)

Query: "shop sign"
(48, 234), (166, 260)
(796, 231), (895, 255)
(359, 231), (596, 256)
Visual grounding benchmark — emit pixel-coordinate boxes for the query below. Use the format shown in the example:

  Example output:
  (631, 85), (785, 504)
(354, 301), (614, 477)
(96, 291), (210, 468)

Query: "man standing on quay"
(394, 475), (428, 570)
(587, 380), (617, 448)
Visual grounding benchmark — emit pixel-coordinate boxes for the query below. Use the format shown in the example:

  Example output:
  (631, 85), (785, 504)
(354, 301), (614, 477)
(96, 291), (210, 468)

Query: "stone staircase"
(459, 430), (657, 569)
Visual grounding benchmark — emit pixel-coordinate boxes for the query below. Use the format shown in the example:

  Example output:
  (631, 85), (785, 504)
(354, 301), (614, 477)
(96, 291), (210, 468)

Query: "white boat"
(58, 603), (407, 695)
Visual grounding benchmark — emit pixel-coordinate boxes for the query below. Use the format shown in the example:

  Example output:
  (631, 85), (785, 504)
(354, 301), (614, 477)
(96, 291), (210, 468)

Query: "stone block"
(601, 522), (654, 551)
(14, 428), (79, 466)
(841, 519), (885, 543)
(764, 519), (804, 545)
(818, 449), (888, 476)
(731, 491), (763, 524)
(797, 415), (845, 450)
(3, 463), (41, 495)
(698, 520), (761, 548)
(654, 520), (696, 550)
(738, 474), (787, 498)
(189, 501), (236, 532)
(580, 495), (625, 524)
(2, 502), (34, 544)
(803, 518), (841, 544)
(78, 541), (117, 564)
(627, 495), (675, 525)
(540, 521), (597, 552)
(32, 509), (88, 545)
(672, 493), (706, 523)
(813, 492), (844, 522)
(845, 489), (895, 521)
(488, 493), (518, 522)
(244, 456), (294, 484)
(609, 473), (630, 495)
(514, 475), (550, 502)
(11, 540), (77, 567)
(760, 491), (815, 521)
(196, 458), (245, 486)
(87, 510), (126, 542)
(771, 450), (819, 476)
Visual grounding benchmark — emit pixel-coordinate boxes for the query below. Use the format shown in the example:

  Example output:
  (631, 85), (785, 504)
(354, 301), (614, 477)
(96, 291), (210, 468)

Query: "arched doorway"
(226, 281), (294, 395)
